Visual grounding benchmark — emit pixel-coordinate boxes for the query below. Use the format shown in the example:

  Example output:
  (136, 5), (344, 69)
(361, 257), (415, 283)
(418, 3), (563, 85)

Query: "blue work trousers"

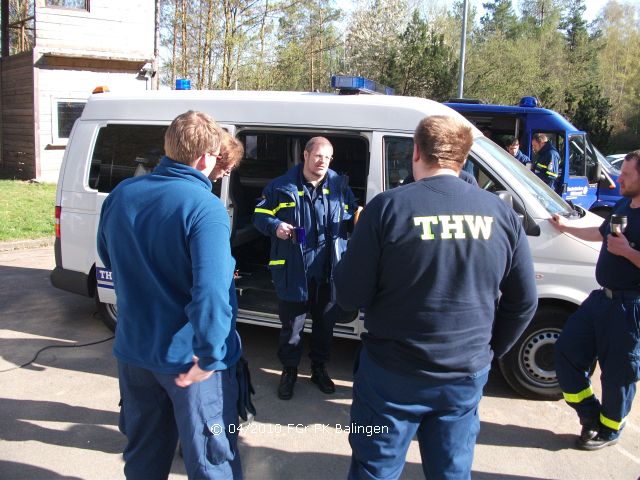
(555, 289), (640, 436)
(348, 348), (489, 480)
(278, 279), (333, 367)
(117, 361), (242, 480)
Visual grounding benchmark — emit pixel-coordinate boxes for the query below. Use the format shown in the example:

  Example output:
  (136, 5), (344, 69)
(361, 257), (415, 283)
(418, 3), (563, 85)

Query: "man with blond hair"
(335, 115), (537, 479)
(98, 110), (243, 479)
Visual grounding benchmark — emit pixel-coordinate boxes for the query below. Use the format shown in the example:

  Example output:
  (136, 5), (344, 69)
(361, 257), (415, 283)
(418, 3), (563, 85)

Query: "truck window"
(568, 134), (587, 177)
(88, 124), (166, 193)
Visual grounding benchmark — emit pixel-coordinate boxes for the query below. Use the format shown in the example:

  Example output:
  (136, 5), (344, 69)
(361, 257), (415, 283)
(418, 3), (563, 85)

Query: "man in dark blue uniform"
(334, 116), (537, 479)
(550, 150), (640, 450)
(532, 132), (561, 192)
(253, 137), (358, 400)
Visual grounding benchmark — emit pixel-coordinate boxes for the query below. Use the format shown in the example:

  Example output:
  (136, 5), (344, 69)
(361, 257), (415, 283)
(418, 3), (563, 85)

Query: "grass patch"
(0, 180), (57, 241)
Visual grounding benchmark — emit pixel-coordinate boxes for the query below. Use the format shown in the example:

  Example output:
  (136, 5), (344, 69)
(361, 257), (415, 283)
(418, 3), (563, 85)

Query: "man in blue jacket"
(532, 132), (561, 192)
(253, 137), (358, 400)
(97, 111), (242, 479)
(334, 115), (537, 479)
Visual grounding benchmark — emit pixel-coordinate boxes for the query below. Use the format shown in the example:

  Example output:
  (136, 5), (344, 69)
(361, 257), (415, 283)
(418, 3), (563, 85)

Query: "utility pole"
(152, 0), (160, 90)
(457, 0), (469, 99)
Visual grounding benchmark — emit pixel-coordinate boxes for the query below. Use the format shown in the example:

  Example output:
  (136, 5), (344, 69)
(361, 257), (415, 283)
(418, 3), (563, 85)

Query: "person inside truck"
(253, 136), (358, 400)
(505, 136), (531, 167)
(531, 132), (561, 192)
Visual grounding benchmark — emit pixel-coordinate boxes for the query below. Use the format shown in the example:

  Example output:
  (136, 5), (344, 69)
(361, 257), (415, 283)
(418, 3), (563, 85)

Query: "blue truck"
(445, 97), (619, 216)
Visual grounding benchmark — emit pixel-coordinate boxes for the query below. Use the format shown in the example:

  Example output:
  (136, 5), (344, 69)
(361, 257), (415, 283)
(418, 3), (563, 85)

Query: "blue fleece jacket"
(334, 175), (537, 379)
(97, 156), (241, 373)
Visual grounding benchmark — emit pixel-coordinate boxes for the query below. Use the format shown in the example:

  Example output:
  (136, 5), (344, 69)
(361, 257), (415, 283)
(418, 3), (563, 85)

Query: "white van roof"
(81, 90), (480, 135)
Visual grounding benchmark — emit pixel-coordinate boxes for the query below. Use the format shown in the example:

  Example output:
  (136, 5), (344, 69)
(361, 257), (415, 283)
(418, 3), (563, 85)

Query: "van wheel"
(498, 307), (568, 400)
(96, 296), (117, 331)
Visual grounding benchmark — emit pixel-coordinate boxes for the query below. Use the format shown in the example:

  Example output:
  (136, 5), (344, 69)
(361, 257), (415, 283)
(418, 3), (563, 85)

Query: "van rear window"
(88, 124), (166, 193)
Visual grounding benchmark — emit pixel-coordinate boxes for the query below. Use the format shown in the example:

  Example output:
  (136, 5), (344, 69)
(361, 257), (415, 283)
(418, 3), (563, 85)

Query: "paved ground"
(1, 246), (639, 479)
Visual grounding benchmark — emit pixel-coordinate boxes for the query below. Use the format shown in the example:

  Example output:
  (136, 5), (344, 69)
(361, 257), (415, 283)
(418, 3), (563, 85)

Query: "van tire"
(498, 307), (568, 400)
(96, 296), (117, 331)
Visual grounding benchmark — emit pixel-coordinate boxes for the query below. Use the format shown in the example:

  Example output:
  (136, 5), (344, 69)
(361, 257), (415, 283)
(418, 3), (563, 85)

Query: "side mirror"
(590, 160), (602, 184)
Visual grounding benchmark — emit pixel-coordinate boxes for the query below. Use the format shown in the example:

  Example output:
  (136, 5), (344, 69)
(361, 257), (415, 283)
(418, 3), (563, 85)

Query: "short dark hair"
(505, 136), (518, 147)
(624, 150), (640, 173)
(532, 132), (548, 143)
(414, 115), (473, 170)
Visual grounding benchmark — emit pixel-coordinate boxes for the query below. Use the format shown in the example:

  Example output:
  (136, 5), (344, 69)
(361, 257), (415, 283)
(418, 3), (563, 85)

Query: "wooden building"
(0, 1), (155, 181)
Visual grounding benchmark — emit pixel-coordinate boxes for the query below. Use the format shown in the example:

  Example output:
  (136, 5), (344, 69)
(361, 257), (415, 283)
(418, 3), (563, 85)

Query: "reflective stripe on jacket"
(253, 164), (357, 302)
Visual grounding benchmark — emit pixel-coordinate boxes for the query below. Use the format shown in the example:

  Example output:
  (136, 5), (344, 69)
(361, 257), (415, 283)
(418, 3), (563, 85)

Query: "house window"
(51, 99), (86, 145)
(45, 0), (89, 10)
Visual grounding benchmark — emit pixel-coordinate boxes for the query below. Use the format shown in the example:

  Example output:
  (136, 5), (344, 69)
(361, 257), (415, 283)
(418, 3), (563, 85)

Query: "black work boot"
(278, 367), (297, 400)
(578, 420), (599, 443)
(310, 364), (335, 394)
(577, 432), (619, 451)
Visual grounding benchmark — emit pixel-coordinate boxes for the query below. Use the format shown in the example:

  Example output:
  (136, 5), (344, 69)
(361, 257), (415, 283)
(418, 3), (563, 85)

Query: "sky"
(438, 0), (634, 23)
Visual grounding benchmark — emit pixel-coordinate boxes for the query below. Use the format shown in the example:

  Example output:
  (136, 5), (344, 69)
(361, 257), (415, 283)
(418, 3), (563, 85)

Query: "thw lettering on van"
(96, 267), (114, 289)
(413, 215), (494, 240)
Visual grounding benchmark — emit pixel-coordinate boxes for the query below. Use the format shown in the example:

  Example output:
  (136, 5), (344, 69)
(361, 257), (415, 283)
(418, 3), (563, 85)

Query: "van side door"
(564, 132), (597, 209)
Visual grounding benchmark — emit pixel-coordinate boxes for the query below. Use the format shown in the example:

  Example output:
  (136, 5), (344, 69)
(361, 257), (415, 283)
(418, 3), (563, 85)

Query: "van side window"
(384, 136), (413, 189)
(568, 134), (587, 177)
(89, 124), (166, 193)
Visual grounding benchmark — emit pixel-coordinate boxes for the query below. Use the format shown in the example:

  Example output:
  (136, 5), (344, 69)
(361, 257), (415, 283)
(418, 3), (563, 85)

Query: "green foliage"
(480, 0), (518, 39)
(0, 181), (56, 241)
(564, 84), (613, 150)
(387, 10), (458, 100)
(155, 0), (640, 152)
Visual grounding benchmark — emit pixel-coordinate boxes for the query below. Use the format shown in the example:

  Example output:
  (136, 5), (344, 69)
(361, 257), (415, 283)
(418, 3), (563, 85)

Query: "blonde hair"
(164, 110), (221, 165)
(219, 131), (244, 171)
(414, 115), (473, 170)
(304, 136), (332, 153)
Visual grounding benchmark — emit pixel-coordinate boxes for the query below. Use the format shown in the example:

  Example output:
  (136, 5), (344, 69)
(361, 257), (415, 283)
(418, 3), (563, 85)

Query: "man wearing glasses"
(254, 136), (358, 400)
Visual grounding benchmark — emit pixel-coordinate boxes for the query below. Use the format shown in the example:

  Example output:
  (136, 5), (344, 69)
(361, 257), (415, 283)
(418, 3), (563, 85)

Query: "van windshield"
(475, 137), (576, 217)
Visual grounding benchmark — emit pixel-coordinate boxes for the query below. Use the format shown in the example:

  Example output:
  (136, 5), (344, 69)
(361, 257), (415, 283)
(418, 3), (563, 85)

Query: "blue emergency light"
(519, 96), (539, 108)
(331, 75), (394, 95)
(176, 78), (191, 90)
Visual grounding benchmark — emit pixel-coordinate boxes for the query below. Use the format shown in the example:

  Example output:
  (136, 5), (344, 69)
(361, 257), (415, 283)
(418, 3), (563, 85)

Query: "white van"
(51, 88), (602, 400)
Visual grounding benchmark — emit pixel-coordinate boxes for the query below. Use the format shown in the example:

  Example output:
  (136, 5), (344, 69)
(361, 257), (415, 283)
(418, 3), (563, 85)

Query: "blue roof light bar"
(331, 75), (394, 95)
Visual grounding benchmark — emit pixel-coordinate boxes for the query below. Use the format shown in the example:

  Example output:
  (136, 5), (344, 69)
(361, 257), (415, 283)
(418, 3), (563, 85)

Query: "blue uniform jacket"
(533, 141), (560, 189)
(514, 149), (530, 166)
(97, 156), (241, 373)
(253, 164), (357, 302)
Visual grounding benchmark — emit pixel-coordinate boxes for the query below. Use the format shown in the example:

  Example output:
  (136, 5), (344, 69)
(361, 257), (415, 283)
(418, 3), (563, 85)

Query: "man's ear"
(412, 143), (420, 164)
(193, 153), (209, 172)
